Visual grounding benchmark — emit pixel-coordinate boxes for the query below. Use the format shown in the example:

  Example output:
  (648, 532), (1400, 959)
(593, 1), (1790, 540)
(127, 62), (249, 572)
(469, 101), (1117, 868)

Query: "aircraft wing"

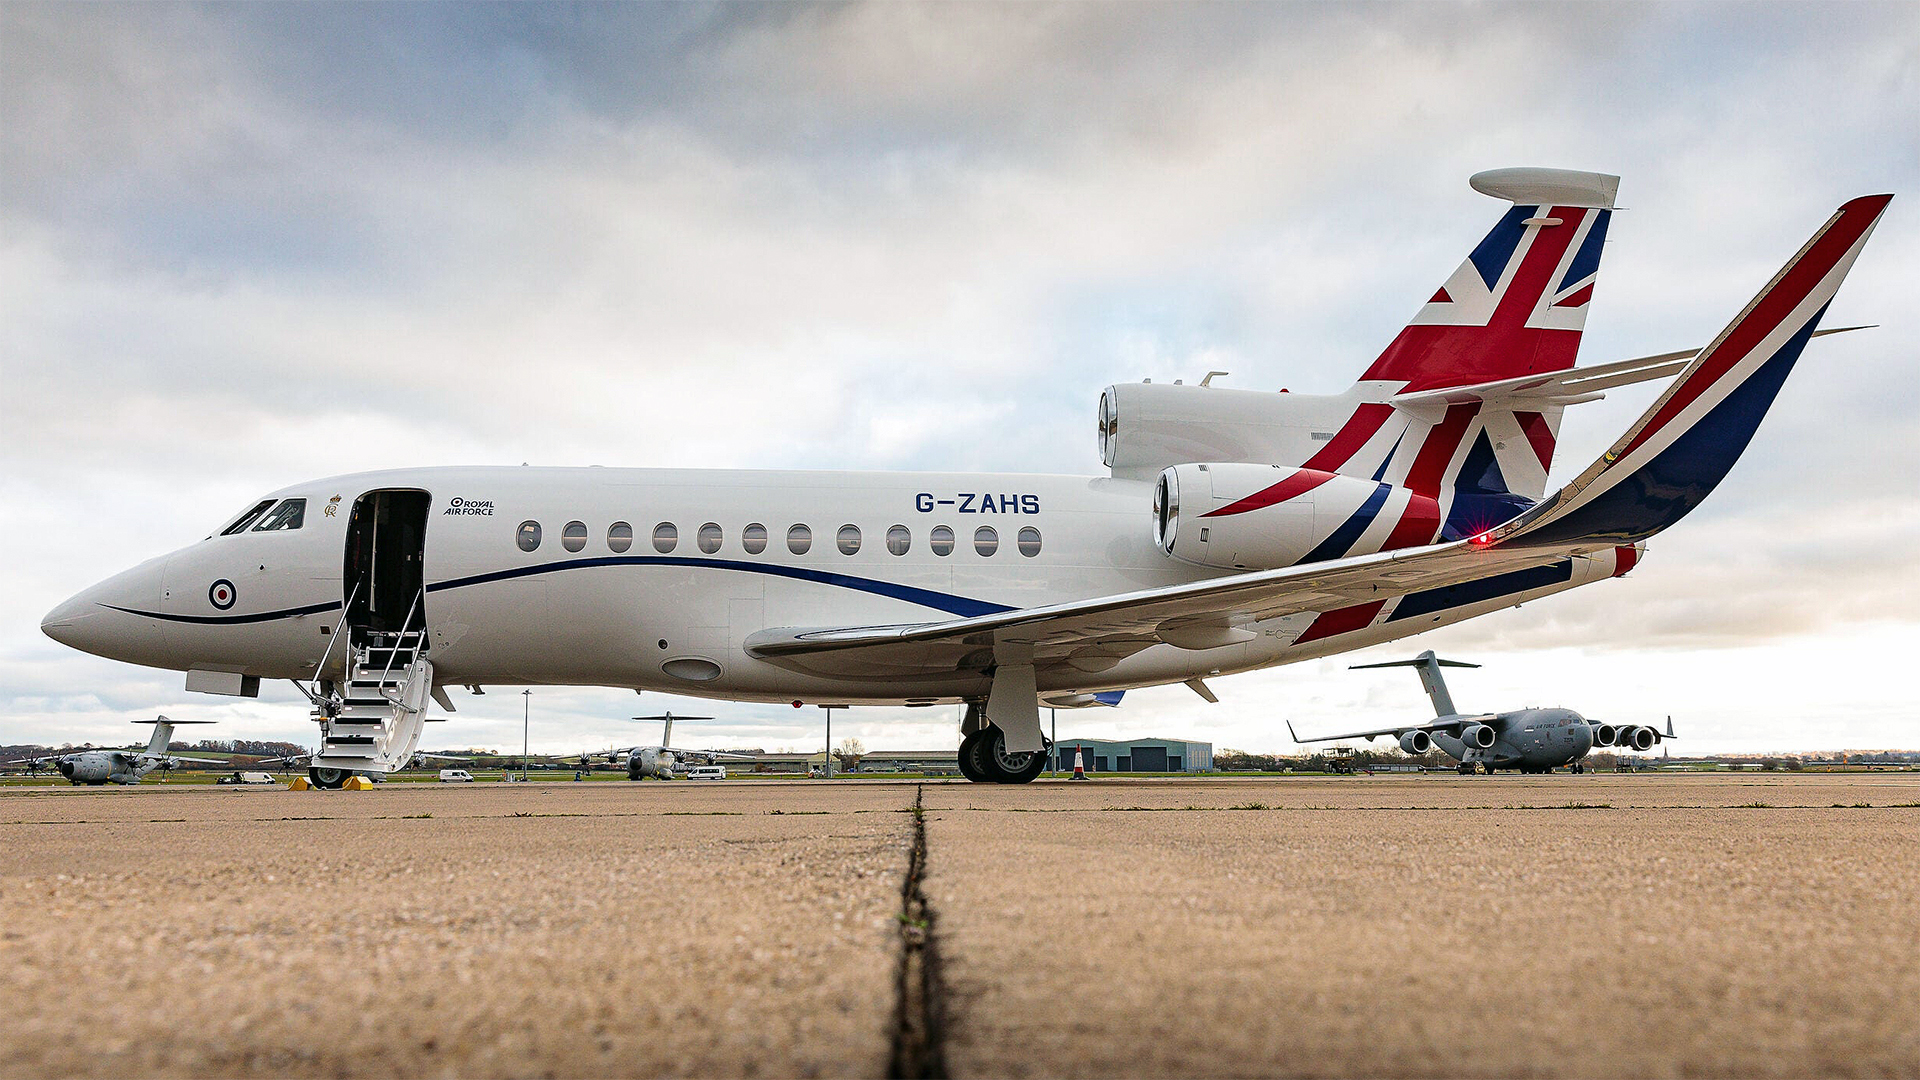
(748, 540), (1592, 677)
(161, 755), (231, 766)
(664, 748), (759, 762)
(1287, 716), (1499, 745)
(745, 194), (1890, 684)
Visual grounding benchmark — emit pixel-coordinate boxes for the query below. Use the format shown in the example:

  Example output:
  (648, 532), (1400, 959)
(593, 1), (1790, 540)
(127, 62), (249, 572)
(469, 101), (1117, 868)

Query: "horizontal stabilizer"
(1391, 326), (1870, 418)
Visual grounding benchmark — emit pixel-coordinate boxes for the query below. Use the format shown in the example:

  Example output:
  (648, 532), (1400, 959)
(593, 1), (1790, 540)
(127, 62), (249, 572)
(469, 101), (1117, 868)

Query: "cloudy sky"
(3, 2), (1916, 758)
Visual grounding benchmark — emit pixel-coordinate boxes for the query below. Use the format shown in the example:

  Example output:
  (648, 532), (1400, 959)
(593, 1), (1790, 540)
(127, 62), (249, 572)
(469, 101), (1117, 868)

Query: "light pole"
(521, 689), (530, 782)
(823, 705), (835, 779)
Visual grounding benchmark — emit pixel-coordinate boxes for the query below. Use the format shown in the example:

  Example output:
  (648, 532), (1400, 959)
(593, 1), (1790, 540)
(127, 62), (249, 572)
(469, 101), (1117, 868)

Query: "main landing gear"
(957, 702), (1048, 784)
(959, 726), (1049, 784)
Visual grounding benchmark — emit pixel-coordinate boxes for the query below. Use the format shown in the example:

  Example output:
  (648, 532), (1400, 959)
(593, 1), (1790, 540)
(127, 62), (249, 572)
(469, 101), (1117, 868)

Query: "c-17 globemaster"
(1290, 651), (1675, 774)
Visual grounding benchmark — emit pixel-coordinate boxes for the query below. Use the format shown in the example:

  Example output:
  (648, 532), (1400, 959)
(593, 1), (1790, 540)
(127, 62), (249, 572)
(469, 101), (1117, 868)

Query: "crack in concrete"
(888, 785), (948, 1080)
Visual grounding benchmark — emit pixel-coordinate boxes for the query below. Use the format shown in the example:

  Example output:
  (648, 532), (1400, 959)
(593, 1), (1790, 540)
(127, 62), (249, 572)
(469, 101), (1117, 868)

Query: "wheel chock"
(344, 775), (376, 790)
(289, 776), (312, 791)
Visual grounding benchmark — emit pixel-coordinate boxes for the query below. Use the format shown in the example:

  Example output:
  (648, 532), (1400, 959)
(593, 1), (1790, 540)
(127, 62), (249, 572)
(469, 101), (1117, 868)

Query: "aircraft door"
(343, 490), (432, 638)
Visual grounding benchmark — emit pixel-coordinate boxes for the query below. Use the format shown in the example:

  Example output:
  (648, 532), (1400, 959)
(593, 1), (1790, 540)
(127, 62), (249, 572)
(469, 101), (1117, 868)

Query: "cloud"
(3, 2), (1917, 755)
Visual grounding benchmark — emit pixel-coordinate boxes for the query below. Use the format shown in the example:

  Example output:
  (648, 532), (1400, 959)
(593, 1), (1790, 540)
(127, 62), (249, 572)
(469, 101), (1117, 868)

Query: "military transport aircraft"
(1289, 651), (1676, 774)
(2, 718), (225, 785)
(568, 714), (758, 780)
(39, 169), (1891, 786)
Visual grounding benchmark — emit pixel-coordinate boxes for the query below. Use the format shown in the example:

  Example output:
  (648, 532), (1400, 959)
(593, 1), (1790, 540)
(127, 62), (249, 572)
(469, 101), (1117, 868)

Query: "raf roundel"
(208, 579), (237, 610)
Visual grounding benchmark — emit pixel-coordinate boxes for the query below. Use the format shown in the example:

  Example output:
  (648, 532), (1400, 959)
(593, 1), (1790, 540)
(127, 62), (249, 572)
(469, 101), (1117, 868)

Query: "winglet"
(1490, 194), (1893, 549)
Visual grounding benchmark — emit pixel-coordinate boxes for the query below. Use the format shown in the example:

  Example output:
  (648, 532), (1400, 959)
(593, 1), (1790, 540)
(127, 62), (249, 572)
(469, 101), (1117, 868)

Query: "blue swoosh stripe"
(427, 556), (1016, 619)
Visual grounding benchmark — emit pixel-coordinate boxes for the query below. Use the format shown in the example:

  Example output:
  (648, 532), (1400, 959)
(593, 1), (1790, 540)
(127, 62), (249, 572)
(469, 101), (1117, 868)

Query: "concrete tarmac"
(3, 774), (1917, 1078)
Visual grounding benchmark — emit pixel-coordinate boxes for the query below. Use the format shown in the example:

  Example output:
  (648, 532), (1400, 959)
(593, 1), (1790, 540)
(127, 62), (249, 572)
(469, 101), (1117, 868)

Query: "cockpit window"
(252, 498), (307, 532)
(221, 499), (276, 536)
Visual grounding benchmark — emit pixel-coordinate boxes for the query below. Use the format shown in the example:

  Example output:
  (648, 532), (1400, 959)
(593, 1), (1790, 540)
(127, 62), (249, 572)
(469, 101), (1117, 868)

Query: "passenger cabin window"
(1018, 526), (1042, 557)
(886, 525), (911, 556)
(974, 525), (998, 556)
(697, 522), (723, 554)
(517, 521), (542, 552)
(608, 521), (633, 553)
(743, 523), (768, 554)
(653, 523), (678, 554)
(252, 498), (306, 532)
(221, 499), (276, 536)
(929, 525), (955, 556)
(837, 524), (861, 555)
(787, 524), (812, 555)
(562, 521), (588, 552)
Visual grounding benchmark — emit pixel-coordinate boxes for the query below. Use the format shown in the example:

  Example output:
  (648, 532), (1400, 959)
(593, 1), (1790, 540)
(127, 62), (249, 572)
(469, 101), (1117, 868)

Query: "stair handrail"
(311, 580), (362, 696)
(377, 588), (426, 704)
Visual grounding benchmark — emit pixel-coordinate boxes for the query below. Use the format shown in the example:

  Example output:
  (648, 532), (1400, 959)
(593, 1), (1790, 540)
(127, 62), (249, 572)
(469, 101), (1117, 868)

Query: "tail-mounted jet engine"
(1153, 463), (1431, 571)
(1459, 723), (1497, 750)
(1399, 730), (1433, 755)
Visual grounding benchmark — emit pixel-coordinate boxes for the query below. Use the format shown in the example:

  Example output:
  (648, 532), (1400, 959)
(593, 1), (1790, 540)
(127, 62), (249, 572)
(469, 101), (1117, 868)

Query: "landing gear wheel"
(960, 727), (1047, 784)
(957, 730), (989, 783)
(1482, 762), (1497, 776)
(308, 766), (350, 790)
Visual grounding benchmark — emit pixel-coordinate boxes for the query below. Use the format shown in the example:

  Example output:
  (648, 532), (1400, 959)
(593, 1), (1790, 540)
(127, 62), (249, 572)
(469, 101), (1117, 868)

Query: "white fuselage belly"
(67, 465), (1609, 704)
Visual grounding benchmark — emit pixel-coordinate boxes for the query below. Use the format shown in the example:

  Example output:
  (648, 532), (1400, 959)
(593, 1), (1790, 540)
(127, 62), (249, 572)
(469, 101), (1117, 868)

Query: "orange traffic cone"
(1071, 747), (1089, 780)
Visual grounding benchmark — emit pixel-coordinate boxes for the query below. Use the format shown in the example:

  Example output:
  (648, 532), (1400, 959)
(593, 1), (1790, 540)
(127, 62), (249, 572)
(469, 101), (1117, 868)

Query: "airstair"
(310, 593), (438, 774)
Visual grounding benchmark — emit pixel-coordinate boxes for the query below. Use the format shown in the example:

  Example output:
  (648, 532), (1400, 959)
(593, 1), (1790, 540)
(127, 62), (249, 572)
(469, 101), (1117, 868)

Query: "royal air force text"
(915, 493), (1040, 514)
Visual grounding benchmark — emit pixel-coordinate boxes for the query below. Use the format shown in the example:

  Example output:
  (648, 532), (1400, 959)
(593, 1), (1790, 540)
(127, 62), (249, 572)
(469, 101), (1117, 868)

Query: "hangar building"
(1049, 737), (1213, 773)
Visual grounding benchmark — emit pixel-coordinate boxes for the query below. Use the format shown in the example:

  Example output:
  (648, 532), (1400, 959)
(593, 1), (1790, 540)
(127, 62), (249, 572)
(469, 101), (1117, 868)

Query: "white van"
(683, 765), (727, 781)
(217, 771), (278, 785)
(438, 768), (475, 783)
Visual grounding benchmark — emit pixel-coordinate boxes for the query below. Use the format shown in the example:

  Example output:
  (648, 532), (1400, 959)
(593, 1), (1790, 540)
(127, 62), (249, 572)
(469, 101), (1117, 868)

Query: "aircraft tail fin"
(1489, 194), (1892, 550)
(135, 715), (213, 756)
(1350, 650), (1475, 718)
(1362, 168), (1618, 395)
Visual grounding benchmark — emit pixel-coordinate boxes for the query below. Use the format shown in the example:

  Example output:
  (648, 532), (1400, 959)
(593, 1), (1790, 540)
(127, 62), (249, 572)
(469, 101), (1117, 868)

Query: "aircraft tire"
(957, 731), (989, 783)
(983, 727), (1048, 785)
(308, 766), (350, 790)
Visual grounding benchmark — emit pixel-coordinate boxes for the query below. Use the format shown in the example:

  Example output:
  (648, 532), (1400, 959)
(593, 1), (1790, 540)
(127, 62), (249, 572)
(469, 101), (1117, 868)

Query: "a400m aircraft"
(40, 169), (1890, 787)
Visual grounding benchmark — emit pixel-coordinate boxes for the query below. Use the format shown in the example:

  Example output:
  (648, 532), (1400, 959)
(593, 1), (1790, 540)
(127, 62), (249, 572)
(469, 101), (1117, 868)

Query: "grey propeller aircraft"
(1290, 651), (1675, 774)
(2, 717), (225, 785)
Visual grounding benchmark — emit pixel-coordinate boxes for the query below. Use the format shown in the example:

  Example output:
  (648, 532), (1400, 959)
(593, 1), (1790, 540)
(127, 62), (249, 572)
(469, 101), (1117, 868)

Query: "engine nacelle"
(1459, 723), (1497, 750)
(1100, 383), (1361, 480)
(1620, 726), (1656, 752)
(1154, 463), (1433, 571)
(1591, 723), (1617, 748)
(1399, 730), (1433, 755)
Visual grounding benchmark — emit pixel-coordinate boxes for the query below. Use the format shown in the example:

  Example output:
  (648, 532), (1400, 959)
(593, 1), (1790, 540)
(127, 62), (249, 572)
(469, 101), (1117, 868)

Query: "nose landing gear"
(308, 766), (351, 790)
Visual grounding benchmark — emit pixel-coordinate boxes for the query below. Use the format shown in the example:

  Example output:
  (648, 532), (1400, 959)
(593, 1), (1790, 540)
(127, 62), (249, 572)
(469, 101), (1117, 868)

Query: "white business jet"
(40, 170), (1890, 787)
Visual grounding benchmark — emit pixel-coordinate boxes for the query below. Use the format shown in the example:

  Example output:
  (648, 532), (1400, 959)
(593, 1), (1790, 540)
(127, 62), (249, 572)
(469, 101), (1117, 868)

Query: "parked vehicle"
(438, 769), (475, 783)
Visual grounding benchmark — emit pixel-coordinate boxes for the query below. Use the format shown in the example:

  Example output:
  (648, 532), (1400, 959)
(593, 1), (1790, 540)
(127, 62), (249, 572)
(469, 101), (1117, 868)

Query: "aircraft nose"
(40, 589), (99, 649)
(41, 556), (170, 661)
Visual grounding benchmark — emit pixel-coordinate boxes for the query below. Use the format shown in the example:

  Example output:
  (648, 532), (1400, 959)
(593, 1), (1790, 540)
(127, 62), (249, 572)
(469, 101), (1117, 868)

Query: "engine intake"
(1591, 723), (1617, 748)
(1621, 725), (1656, 752)
(1459, 723), (1497, 750)
(1399, 730), (1433, 755)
